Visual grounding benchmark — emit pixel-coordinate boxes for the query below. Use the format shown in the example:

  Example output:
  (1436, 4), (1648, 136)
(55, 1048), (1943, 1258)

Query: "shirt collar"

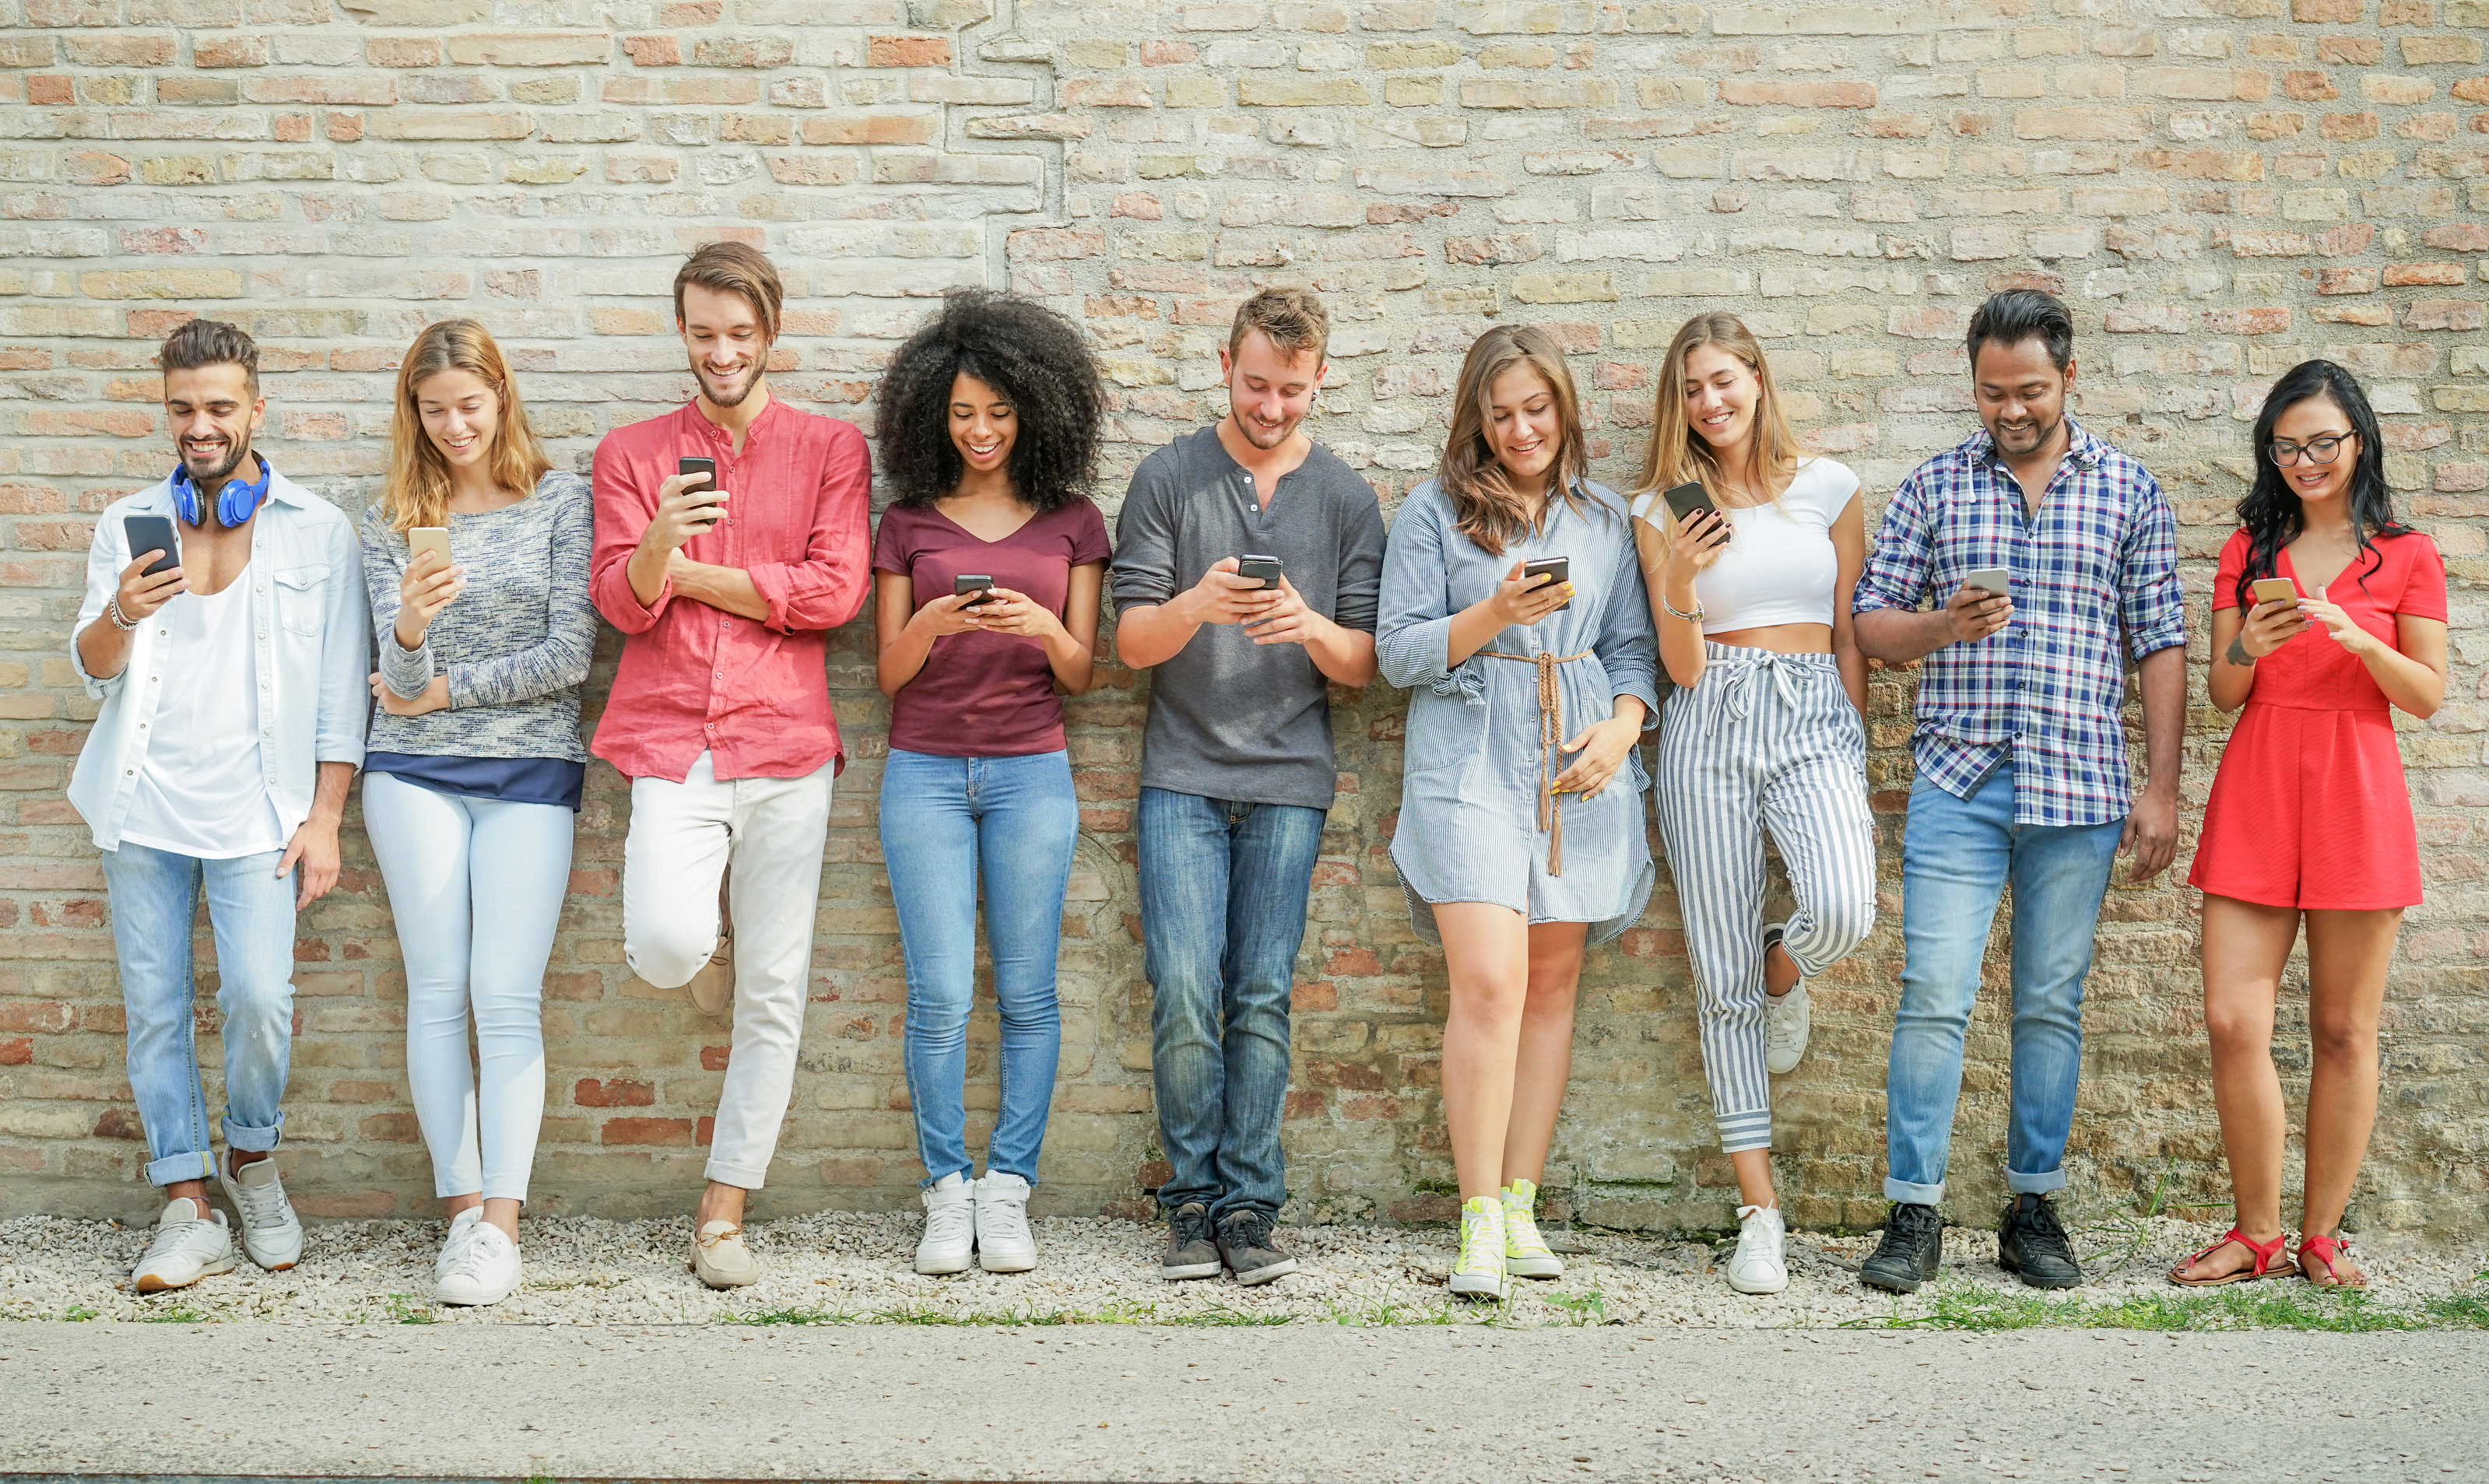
(1968, 416), (2102, 475)
(679, 395), (778, 449)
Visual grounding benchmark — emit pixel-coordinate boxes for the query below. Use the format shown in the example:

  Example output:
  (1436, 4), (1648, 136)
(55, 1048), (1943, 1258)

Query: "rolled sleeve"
(315, 519), (370, 767)
(590, 433), (672, 633)
(1852, 471), (1933, 616)
(1595, 536), (1662, 727)
(1109, 458), (1180, 612)
(2119, 475), (2186, 660)
(1374, 488), (1479, 696)
(1332, 496), (1386, 635)
(746, 422), (872, 634)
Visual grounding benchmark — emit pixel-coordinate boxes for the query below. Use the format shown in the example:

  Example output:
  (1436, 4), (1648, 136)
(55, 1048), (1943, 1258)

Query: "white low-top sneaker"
(435, 1219), (521, 1307)
(915, 1173), (974, 1275)
(1762, 949), (1813, 1077)
(1726, 1203), (1790, 1295)
(133, 1198), (236, 1294)
(216, 1156), (303, 1271)
(435, 1208), (485, 1279)
(972, 1172), (1037, 1274)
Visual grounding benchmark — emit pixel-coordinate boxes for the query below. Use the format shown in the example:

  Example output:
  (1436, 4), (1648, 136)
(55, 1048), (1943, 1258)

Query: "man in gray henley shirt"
(1111, 288), (1385, 1288)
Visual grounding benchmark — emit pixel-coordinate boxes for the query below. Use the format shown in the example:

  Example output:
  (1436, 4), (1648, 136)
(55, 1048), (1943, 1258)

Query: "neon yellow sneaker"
(1450, 1195), (1507, 1299)
(1501, 1178), (1564, 1279)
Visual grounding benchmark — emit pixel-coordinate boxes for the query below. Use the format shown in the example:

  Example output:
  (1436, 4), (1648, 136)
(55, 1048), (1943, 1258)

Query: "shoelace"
(1735, 1211), (1779, 1262)
(442, 1226), (510, 1283)
(1886, 1204), (1943, 1251)
(2013, 1201), (2076, 1262)
(1171, 1205), (1216, 1250)
(976, 1188), (1029, 1240)
(143, 1211), (216, 1262)
(1223, 1212), (1276, 1253)
(227, 1169), (291, 1229)
(924, 1197), (974, 1247)
(697, 1223), (744, 1250)
(1504, 1203), (1550, 1257)
(1455, 1209), (1501, 1271)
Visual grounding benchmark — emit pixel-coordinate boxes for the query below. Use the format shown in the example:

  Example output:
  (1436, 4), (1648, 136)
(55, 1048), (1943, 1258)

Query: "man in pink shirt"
(590, 241), (871, 1286)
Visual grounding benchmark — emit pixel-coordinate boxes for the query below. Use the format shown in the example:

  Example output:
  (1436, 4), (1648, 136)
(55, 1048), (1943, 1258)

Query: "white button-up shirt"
(68, 466), (370, 852)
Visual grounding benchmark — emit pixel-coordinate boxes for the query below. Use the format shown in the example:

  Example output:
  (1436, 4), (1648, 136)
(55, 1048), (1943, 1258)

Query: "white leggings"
(363, 770), (574, 1203)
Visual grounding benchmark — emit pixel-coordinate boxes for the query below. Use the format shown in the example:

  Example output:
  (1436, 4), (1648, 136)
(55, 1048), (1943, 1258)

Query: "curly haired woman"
(871, 290), (1110, 1276)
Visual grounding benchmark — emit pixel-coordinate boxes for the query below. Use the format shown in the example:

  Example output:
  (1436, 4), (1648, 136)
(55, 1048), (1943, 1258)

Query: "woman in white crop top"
(1629, 311), (1880, 1296)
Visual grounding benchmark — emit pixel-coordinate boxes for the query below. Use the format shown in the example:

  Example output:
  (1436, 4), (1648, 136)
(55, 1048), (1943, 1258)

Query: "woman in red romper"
(2171, 360), (2449, 1291)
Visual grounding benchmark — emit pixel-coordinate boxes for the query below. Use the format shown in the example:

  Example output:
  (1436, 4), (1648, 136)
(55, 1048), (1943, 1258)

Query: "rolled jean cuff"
(222, 1115), (283, 1153)
(703, 1156), (768, 1191)
(1883, 1175), (1944, 1206)
(2006, 1165), (2066, 1196)
(145, 1149), (218, 1188)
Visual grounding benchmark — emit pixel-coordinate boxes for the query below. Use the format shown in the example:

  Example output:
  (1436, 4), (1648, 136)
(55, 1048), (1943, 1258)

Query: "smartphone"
(2250, 577), (2298, 607)
(1236, 553), (1283, 589)
(1964, 568), (2012, 597)
(1522, 556), (1571, 612)
(953, 573), (998, 609)
(408, 526), (451, 573)
(677, 455), (717, 493)
(1660, 481), (1729, 546)
(123, 514), (180, 578)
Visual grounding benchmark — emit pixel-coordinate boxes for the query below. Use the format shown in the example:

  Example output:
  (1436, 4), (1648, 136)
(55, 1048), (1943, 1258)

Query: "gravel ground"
(1, 1209), (2480, 1327)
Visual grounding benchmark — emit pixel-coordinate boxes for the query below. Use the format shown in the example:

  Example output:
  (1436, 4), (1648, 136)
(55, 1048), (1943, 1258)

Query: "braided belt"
(1479, 647), (1593, 876)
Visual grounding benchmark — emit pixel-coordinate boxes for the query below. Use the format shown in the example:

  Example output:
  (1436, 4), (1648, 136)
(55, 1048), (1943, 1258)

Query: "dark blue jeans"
(1138, 786), (1326, 1222)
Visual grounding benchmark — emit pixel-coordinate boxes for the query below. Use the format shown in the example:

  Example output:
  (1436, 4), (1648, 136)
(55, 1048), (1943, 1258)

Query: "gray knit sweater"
(360, 471), (596, 762)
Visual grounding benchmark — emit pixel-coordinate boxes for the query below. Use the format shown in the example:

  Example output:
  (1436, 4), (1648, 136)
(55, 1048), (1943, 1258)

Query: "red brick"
(867, 35), (953, 67)
(574, 1077), (657, 1107)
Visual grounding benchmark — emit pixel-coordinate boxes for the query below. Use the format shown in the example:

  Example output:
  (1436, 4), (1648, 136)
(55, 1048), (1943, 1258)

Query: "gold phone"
(408, 526), (452, 571)
(2250, 577), (2297, 607)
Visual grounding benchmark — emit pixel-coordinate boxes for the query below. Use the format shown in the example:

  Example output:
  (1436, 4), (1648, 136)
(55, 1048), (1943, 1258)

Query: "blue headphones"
(170, 452), (272, 528)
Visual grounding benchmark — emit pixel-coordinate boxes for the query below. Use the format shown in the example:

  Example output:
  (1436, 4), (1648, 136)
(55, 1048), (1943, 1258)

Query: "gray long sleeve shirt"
(360, 471), (597, 762)
(1111, 426), (1387, 810)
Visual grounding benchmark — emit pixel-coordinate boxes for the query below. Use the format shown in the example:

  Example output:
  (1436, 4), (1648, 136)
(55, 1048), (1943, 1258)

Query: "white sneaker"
(915, 1173), (974, 1275)
(1726, 1203), (1789, 1294)
(973, 1171), (1037, 1273)
(216, 1156), (303, 1271)
(1762, 928), (1812, 1076)
(1500, 1178), (1564, 1279)
(436, 1207), (483, 1278)
(133, 1198), (235, 1293)
(435, 1218), (521, 1307)
(1448, 1195), (1507, 1300)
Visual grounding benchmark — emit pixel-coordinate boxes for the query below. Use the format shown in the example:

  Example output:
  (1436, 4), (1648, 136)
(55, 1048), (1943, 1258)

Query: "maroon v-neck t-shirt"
(872, 498), (1111, 757)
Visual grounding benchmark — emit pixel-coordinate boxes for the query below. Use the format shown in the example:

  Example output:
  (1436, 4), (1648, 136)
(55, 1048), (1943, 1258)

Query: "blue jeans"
(101, 840), (299, 1188)
(1137, 786), (1326, 1221)
(1885, 763), (2123, 1205)
(880, 749), (1077, 1186)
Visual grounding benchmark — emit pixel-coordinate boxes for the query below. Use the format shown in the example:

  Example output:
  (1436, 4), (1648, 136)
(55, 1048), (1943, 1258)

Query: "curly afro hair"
(875, 289), (1106, 511)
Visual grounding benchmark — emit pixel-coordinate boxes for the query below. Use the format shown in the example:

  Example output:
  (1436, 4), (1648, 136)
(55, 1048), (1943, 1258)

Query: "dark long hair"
(2234, 359), (2407, 612)
(874, 289), (1104, 511)
(1438, 324), (1596, 557)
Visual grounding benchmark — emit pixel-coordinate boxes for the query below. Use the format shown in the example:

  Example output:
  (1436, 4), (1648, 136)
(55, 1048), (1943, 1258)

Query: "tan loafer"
(686, 932), (734, 1019)
(690, 1219), (759, 1289)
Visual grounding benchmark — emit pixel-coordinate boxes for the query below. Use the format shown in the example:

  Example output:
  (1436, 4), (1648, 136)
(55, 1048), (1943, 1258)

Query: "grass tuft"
(1842, 1276), (2489, 1334)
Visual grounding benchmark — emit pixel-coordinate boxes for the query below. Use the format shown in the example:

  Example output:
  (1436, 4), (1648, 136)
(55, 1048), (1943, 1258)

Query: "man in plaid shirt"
(1850, 289), (2187, 1295)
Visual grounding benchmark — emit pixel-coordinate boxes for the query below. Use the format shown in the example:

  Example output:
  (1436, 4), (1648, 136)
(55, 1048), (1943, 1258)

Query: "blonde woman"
(1631, 311), (1876, 1294)
(360, 319), (595, 1306)
(1376, 325), (1659, 1299)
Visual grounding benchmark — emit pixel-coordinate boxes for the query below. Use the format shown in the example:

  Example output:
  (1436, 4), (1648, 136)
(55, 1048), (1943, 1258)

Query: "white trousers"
(623, 750), (833, 1190)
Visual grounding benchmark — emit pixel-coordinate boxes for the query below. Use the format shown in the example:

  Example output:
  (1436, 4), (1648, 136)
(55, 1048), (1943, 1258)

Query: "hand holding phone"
(114, 513), (188, 623)
(1494, 559), (1572, 628)
(1236, 553), (1283, 589)
(397, 525), (465, 643)
(1187, 557), (1283, 626)
(1964, 567), (2011, 598)
(1522, 556), (1572, 613)
(644, 457), (728, 553)
(1655, 480), (1730, 570)
(953, 574), (999, 609)
(2236, 575), (2312, 660)
(1943, 574), (2013, 645)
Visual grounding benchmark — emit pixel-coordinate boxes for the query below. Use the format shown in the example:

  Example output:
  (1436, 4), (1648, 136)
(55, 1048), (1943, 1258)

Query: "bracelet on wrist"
(106, 595), (138, 632)
(1661, 594), (1704, 624)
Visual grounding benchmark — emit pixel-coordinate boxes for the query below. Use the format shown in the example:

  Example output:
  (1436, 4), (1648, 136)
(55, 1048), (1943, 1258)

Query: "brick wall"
(3, 0), (2485, 1234)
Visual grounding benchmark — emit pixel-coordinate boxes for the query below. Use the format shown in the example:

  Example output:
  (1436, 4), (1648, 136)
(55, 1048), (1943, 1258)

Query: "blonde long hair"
(1438, 324), (1595, 558)
(1634, 311), (1806, 508)
(382, 319), (551, 532)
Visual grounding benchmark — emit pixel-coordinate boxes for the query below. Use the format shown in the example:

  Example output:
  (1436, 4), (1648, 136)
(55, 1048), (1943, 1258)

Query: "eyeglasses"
(2267, 433), (2351, 467)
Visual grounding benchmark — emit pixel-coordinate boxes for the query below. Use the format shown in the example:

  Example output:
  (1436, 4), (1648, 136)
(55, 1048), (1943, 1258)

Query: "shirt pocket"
(272, 563), (329, 636)
(1405, 689), (1487, 774)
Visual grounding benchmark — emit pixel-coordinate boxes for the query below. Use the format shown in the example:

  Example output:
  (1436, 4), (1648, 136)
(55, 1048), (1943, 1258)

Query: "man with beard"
(69, 318), (367, 1290)
(1111, 288), (1385, 1286)
(589, 242), (871, 1287)
(1851, 288), (2185, 1294)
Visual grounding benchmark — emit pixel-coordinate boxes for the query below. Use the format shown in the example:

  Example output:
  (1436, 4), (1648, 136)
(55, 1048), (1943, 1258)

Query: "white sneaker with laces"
(915, 1173), (974, 1275)
(217, 1156), (303, 1271)
(435, 1218), (521, 1307)
(1726, 1203), (1789, 1295)
(1448, 1195), (1507, 1300)
(972, 1172), (1037, 1273)
(133, 1198), (235, 1293)
(435, 1208), (485, 1279)
(1761, 928), (1812, 1077)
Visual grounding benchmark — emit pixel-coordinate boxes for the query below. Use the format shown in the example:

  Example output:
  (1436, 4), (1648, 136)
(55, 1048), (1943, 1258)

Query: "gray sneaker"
(1216, 1209), (1299, 1286)
(1159, 1201), (1220, 1281)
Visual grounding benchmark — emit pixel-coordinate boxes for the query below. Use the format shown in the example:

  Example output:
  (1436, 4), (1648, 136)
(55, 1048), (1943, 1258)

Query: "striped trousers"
(1655, 644), (1879, 1154)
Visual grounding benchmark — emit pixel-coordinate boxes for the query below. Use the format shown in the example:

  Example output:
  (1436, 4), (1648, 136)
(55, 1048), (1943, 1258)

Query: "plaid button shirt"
(1854, 419), (2185, 828)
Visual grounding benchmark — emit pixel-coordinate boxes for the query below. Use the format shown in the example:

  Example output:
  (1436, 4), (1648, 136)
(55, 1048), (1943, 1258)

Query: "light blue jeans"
(1885, 763), (2124, 1205)
(363, 771), (573, 1203)
(879, 749), (1077, 1187)
(101, 840), (298, 1188)
(1138, 786), (1327, 1222)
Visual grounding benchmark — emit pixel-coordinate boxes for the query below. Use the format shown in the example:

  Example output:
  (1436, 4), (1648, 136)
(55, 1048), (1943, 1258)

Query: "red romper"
(2189, 527), (2445, 910)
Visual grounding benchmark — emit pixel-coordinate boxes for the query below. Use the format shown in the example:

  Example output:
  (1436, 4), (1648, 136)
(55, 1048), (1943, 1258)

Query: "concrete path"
(2, 1321), (2481, 1483)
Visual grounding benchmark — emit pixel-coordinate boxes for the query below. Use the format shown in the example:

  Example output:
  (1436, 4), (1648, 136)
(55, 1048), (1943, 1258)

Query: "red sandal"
(2167, 1226), (2291, 1287)
(2294, 1231), (2368, 1290)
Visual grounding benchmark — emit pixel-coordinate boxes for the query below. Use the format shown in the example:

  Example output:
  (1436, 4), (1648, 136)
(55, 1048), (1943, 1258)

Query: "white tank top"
(118, 576), (287, 860)
(1631, 458), (1860, 634)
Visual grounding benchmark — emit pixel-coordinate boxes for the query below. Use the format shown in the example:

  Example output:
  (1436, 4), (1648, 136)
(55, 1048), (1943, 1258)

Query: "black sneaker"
(1216, 1209), (1300, 1286)
(1996, 1193), (2084, 1289)
(1159, 1202), (1220, 1281)
(1859, 1202), (1945, 1294)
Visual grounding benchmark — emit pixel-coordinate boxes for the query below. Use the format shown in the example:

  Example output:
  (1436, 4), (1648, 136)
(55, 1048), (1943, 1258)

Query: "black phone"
(1236, 553), (1282, 589)
(1522, 556), (1571, 612)
(125, 514), (180, 577)
(953, 573), (998, 608)
(1661, 480), (1728, 545)
(676, 456), (720, 504)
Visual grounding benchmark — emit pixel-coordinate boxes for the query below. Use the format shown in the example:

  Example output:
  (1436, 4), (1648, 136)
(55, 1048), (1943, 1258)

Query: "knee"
(2308, 1010), (2376, 1066)
(626, 919), (714, 991)
(1520, 971), (1579, 1023)
(1806, 889), (1878, 961)
(1448, 977), (1527, 1032)
(2202, 1002), (2270, 1055)
(217, 974), (295, 1039)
